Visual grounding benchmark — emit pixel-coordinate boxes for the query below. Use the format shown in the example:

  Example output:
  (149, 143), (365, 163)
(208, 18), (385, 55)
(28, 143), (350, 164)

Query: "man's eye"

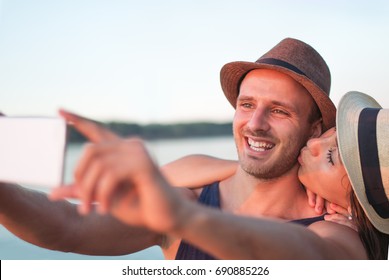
(272, 109), (288, 115)
(240, 103), (252, 109)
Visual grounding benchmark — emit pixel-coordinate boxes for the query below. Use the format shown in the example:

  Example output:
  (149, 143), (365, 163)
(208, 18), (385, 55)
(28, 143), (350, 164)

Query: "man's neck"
(219, 165), (317, 220)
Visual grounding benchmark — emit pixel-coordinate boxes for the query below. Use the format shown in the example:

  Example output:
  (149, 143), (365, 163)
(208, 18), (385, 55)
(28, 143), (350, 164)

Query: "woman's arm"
(161, 155), (237, 187)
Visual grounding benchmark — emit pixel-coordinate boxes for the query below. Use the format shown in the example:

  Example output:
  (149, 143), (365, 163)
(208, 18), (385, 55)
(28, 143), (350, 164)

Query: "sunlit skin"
(233, 69), (321, 180)
(298, 127), (351, 208)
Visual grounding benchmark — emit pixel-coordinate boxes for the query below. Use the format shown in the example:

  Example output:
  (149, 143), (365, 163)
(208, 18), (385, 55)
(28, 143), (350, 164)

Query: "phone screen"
(0, 117), (67, 187)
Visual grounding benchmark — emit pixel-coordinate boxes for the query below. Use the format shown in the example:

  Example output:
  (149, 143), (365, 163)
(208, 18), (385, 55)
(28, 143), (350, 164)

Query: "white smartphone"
(0, 117), (67, 187)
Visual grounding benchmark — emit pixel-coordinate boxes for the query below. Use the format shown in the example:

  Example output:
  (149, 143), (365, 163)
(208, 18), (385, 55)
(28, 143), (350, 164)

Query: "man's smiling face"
(233, 69), (318, 180)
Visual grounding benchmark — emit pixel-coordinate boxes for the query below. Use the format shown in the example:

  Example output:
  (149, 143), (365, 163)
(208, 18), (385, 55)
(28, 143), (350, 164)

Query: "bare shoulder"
(308, 221), (367, 259)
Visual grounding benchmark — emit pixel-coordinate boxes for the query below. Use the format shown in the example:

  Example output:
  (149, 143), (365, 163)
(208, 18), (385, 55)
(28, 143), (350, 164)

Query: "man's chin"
(241, 163), (277, 180)
(241, 161), (299, 180)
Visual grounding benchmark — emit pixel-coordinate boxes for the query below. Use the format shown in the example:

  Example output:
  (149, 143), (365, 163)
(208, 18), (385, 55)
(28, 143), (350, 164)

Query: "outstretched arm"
(171, 201), (366, 259)
(0, 182), (161, 255)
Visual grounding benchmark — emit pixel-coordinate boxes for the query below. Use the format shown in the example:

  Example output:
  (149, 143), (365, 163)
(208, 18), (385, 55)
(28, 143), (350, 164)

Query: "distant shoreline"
(67, 121), (233, 143)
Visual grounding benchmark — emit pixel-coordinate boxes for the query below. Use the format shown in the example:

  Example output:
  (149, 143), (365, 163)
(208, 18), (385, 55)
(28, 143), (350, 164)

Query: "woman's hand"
(306, 189), (326, 214)
(324, 203), (356, 231)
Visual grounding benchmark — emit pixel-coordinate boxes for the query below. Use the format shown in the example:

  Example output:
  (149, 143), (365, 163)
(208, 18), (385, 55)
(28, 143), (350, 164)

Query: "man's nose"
(247, 108), (270, 132)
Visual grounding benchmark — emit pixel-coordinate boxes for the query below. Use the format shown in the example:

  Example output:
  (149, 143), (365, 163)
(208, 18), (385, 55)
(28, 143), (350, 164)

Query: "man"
(0, 38), (336, 259)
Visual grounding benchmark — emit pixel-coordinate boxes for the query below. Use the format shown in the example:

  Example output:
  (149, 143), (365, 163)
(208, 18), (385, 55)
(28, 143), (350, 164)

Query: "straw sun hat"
(337, 91), (389, 234)
(220, 38), (336, 130)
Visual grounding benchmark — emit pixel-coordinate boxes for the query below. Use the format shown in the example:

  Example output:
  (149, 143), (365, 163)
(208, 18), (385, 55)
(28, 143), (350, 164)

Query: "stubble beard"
(239, 150), (299, 180)
(236, 133), (305, 181)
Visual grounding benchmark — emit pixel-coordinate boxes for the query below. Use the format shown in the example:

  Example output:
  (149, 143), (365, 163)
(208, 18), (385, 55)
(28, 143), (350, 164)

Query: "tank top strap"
(175, 182), (221, 260)
(289, 214), (326, 226)
(197, 181), (221, 208)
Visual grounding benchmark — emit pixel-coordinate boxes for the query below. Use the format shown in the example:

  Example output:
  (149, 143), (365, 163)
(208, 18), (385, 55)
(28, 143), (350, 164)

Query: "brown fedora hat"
(220, 38), (336, 130)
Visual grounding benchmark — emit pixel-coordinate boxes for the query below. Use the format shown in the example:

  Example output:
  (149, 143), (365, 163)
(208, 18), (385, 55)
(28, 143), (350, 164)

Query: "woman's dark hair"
(349, 190), (389, 259)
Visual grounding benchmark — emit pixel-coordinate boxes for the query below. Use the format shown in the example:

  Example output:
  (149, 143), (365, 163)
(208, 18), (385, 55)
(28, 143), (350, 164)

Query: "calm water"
(0, 136), (236, 260)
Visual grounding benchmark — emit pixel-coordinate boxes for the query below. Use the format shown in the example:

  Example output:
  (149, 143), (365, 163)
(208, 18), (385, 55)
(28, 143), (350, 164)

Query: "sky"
(1, 0), (389, 124)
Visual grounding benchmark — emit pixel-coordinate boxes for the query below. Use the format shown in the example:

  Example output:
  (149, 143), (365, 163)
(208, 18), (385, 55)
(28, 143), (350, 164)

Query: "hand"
(324, 203), (357, 231)
(52, 110), (191, 234)
(306, 189), (326, 214)
(62, 137), (187, 233)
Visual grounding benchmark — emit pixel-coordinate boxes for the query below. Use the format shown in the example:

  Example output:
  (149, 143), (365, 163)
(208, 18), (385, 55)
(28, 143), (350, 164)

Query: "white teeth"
(248, 138), (274, 151)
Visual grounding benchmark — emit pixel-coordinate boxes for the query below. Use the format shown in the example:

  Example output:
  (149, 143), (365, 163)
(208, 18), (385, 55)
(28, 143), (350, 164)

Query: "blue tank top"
(175, 182), (325, 260)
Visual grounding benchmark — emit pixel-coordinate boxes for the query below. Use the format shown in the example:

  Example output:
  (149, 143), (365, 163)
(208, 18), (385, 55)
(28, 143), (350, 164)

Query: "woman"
(52, 91), (389, 259)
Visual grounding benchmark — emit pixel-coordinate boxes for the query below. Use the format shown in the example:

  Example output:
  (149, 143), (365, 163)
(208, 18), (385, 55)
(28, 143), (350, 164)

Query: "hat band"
(358, 108), (389, 219)
(256, 58), (307, 77)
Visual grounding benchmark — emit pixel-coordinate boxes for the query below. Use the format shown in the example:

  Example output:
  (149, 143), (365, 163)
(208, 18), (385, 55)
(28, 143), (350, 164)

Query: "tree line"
(67, 121), (233, 142)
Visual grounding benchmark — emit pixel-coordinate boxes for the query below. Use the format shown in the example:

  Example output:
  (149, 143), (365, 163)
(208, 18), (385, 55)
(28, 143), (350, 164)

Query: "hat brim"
(337, 91), (389, 234)
(220, 61), (336, 130)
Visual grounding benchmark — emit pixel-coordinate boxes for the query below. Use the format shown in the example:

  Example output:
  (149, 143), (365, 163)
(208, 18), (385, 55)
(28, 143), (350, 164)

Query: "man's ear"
(310, 118), (323, 139)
